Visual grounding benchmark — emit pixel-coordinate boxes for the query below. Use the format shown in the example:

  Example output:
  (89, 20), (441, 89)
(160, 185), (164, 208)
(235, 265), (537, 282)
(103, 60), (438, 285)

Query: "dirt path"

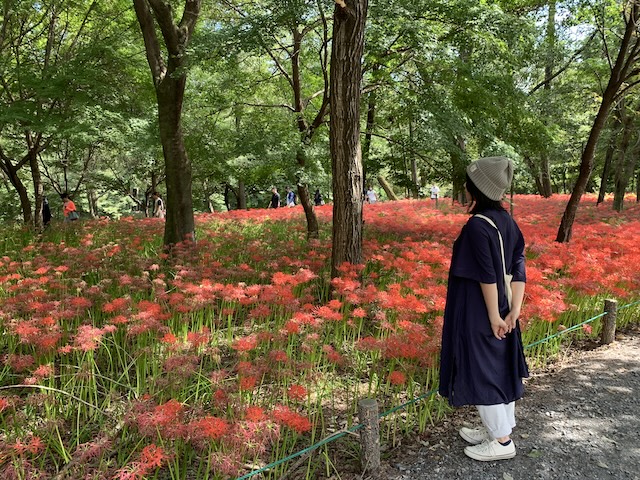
(376, 329), (640, 480)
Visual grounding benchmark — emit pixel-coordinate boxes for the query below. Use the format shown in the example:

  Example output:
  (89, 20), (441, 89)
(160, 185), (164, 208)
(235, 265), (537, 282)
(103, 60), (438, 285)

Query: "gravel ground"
(371, 329), (640, 480)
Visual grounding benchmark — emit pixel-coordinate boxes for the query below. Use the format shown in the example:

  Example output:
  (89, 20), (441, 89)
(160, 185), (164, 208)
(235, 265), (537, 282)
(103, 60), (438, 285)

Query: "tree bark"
(556, 3), (640, 242)
(524, 155), (545, 196)
(296, 146), (319, 239)
(409, 121), (419, 198)
(597, 133), (617, 204)
(133, 0), (201, 247)
(376, 176), (398, 201)
(238, 180), (247, 210)
(330, 0), (368, 278)
(451, 136), (467, 204)
(612, 96), (638, 211)
(87, 189), (99, 217)
(538, 0), (555, 198)
(29, 148), (44, 231)
(289, 26), (323, 239)
(5, 161), (33, 225)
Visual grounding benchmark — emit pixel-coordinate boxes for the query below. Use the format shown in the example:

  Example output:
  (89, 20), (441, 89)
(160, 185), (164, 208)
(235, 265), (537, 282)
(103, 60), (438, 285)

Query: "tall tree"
(133, 0), (201, 246)
(556, 1), (640, 242)
(612, 95), (639, 211)
(330, 0), (368, 278)
(0, 0), (124, 228)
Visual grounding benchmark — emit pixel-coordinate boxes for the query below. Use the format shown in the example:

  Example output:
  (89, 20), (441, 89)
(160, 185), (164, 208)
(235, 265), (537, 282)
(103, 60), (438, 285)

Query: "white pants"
(476, 402), (516, 439)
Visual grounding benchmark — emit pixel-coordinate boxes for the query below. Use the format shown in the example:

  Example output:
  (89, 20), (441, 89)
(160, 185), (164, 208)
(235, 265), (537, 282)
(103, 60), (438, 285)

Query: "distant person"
(42, 197), (52, 227)
(60, 192), (79, 222)
(152, 192), (165, 219)
(366, 186), (377, 204)
(430, 184), (440, 201)
(286, 187), (296, 207)
(268, 187), (280, 209)
(314, 189), (324, 206)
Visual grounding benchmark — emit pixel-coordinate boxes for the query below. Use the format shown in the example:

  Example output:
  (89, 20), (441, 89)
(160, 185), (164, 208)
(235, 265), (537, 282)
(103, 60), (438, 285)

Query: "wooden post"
(601, 299), (617, 344)
(358, 398), (380, 475)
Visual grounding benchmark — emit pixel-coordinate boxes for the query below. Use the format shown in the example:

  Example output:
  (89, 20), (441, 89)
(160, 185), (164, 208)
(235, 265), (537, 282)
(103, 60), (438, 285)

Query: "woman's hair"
(60, 192), (70, 200)
(465, 174), (505, 214)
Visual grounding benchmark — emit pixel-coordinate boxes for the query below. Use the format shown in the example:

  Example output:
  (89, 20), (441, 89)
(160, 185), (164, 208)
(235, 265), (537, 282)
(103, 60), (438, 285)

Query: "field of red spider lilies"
(0, 194), (639, 479)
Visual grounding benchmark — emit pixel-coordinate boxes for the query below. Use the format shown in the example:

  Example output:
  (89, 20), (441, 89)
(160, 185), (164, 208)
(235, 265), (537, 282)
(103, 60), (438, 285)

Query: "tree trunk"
(14, 171), (33, 225)
(87, 189), (99, 217)
(29, 150), (44, 231)
(377, 176), (398, 201)
(289, 28), (321, 239)
(133, 0), (201, 248)
(298, 183), (319, 239)
(409, 121), (419, 198)
(238, 180), (247, 210)
(224, 184), (232, 211)
(540, 154), (553, 197)
(524, 155), (545, 196)
(538, 0), (555, 198)
(330, 0), (368, 278)
(597, 134), (617, 205)
(156, 79), (196, 245)
(451, 136), (467, 204)
(557, 102), (614, 241)
(612, 97), (637, 212)
(556, 3), (640, 242)
(296, 147), (319, 238)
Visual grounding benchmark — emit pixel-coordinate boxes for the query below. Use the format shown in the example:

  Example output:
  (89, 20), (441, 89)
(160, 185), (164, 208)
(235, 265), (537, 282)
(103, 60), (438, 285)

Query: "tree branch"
(132, 0), (166, 85)
(529, 30), (597, 95)
(147, 0), (180, 56)
(241, 102), (296, 112)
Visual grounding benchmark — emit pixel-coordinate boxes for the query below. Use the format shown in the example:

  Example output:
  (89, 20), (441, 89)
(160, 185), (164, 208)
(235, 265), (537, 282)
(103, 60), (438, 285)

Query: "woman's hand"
(489, 315), (509, 340)
(504, 309), (520, 333)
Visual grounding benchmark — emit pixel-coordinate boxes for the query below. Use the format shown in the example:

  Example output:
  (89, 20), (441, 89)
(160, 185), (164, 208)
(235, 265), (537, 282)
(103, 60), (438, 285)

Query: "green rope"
(618, 299), (640, 310)
(524, 312), (606, 350)
(235, 423), (363, 480)
(236, 298), (639, 479)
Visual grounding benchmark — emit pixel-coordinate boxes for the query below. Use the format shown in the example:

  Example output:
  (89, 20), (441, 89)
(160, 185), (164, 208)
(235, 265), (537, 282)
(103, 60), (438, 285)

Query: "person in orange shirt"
(60, 192), (79, 222)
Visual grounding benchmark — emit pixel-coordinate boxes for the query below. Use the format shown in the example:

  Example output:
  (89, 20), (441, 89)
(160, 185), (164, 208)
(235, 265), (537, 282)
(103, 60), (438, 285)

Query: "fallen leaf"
(503, 473), (514, 480)
(527, 449), (543, 458)
(597, 461), (609, 469)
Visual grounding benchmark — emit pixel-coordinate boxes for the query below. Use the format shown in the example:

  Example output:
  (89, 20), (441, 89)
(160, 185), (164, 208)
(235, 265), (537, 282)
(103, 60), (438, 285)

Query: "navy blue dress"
(439, 209), (529, 407)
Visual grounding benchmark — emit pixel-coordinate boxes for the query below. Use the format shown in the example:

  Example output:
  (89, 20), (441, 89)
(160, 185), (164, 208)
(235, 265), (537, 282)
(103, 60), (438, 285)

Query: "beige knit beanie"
(466, 156), (513, 201)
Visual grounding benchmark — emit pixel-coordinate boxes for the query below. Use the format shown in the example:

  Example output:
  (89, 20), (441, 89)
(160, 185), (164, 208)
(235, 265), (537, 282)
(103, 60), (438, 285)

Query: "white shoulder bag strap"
(474, 214), (513, 309)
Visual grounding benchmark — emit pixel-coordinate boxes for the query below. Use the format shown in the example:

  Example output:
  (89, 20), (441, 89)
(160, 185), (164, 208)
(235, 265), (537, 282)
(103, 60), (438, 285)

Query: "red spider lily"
(272, 405), (312, 434)
(5, 354), (35, 372)
(388, 370), (407, 386)
(187, 416), (229, 441)
(73, 325), (107, 352)
(239, 376), (258, 391)
(33, 364), (54, 378)
(244, 406), (266, 422)
(187, 327), (210, 348)
(232, 334), (259, 352)
(287, 384), (307, 401)
(322, 345), (345, 365)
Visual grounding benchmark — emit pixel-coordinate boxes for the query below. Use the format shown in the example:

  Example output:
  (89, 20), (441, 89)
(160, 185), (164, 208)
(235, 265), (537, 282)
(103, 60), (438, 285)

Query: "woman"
(152, 192), (165, 219)
(439, 156), (528, 462)
(60, 192), (79, 222)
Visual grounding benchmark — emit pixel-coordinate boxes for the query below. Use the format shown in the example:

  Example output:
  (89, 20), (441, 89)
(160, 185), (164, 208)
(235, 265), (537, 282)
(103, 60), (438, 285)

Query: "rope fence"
(237, 297), (640, 479)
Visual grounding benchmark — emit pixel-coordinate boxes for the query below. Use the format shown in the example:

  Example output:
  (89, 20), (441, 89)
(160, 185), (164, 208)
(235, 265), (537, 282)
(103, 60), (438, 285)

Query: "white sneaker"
(459, 426), (489, 445)
(464, 439), (516, 461)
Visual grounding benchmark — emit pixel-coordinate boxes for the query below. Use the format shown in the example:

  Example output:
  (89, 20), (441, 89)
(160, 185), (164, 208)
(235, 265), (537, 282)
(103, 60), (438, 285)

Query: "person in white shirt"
(366, 187), (377, 204)
(430, 184), (440, 200)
